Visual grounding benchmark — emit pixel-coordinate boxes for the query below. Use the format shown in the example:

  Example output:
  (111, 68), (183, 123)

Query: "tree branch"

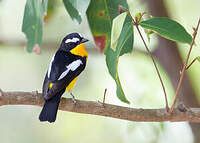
(1, 90), (200, 122)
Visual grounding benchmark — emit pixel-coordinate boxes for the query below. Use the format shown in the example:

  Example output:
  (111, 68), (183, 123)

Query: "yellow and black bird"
(39, 33), (89, 123)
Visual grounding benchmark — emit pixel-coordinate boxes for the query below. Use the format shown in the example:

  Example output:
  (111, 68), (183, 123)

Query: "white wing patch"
(65, 37), (79, 44)
(58, 60), (83, 80)
(48, 55), (55, 78)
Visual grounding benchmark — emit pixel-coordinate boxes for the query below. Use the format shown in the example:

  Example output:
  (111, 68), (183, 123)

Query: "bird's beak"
(81, 38), (89, 43)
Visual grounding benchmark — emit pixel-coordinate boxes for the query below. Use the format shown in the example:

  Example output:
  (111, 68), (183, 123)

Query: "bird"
(39, 32), (89, 123)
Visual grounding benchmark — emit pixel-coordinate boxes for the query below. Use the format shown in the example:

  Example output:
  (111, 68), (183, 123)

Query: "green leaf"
(106, 13), (134, 104)
(42, 0), (48, 15)
(111, 12), (127, 51)
(22, 0), (47, 52)
(86, 0), (132, 103)
(86, 0), (129, 52)
(63, 0), (82, 24)
(140, 17), (192, 44)
(44, 0), (58, 21)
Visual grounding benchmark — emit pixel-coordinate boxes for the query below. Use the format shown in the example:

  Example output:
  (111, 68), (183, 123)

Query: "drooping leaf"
(86, 0), (129, 52)
(63, 0), (82, 24)
(139, 17), (192, 44)
(42, 0), (48, 15)
(44, 0), (58, 22)
(86, 0), (133, 103)
(22, 0), (47, 52)
(106, 13), (134, 104)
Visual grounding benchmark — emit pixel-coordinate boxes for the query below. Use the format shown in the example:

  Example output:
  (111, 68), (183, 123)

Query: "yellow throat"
(70, 43), (88, 59)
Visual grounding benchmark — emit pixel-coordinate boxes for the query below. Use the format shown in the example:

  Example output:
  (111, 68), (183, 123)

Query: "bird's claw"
(71, 95), (77, 104)
(69, 91), (76, 104)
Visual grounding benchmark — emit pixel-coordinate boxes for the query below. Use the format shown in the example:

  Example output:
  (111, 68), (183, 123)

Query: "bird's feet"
(69, 91), (76, 104)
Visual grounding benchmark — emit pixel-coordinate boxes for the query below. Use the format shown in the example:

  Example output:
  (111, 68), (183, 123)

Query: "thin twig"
(102, 88), (107, 107)
(169, 18), (200, 113)
(118, 5), (136, 24)
(97, 89), (107, 107)
(119, 5), (169, 111)
(186, 57), (198, 70)
(135, 25), (169, 111)
(138, 12), (148, 23)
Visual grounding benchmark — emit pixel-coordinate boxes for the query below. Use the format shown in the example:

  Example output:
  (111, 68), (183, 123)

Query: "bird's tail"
(39, 89), (65, 123)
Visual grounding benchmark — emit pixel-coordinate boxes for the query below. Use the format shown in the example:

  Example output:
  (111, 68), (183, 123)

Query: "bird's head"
(60, 33), (89, 52)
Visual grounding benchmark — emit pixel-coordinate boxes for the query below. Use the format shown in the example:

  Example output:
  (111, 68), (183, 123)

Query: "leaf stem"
(135, 25), (169, 111)
(169, 18), (200, 113)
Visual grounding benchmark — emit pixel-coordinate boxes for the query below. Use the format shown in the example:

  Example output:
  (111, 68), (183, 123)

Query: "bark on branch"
(0, 90), (200, 122)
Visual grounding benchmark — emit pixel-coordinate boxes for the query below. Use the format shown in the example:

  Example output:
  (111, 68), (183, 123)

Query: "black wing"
(42, 50), (87, 100)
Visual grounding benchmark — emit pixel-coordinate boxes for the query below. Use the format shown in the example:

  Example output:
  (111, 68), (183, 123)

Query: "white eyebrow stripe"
(78, 33), (82, 38)
(58, 60), (83, 80)
(65, 37), (79, 43)
(48, 54), (55, 78)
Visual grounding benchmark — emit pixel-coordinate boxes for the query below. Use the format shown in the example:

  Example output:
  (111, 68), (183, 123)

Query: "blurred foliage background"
(0, 0), (200, 143)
